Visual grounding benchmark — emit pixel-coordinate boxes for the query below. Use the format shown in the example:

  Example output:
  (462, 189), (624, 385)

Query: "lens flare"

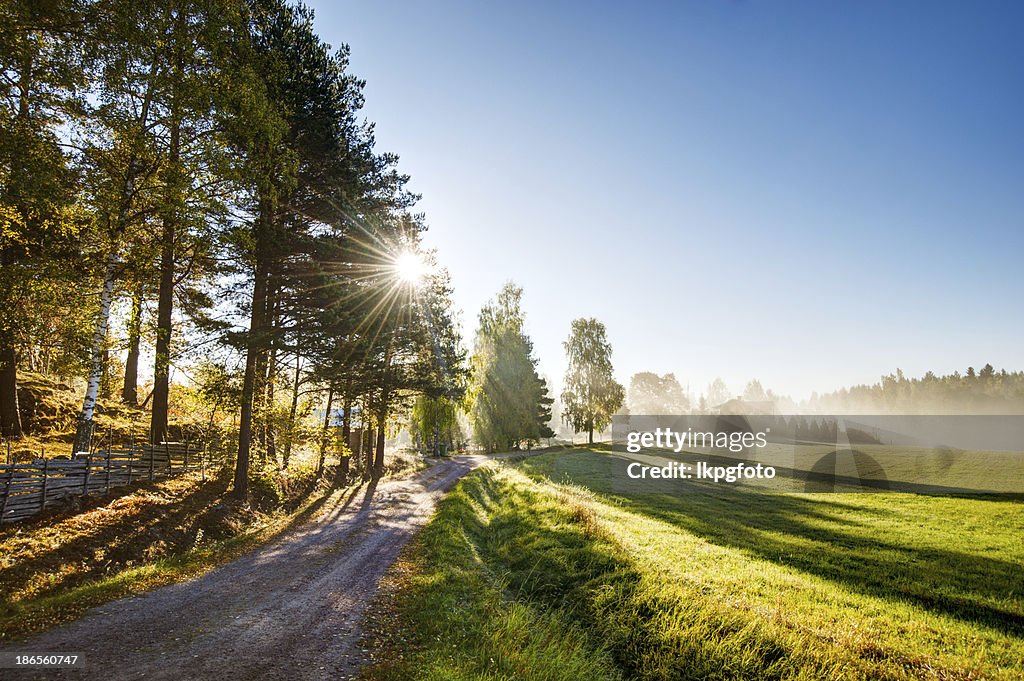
(394, 250), (428, 284)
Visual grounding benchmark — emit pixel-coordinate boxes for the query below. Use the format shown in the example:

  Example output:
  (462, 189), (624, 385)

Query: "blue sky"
(307, 0), (1024, 400)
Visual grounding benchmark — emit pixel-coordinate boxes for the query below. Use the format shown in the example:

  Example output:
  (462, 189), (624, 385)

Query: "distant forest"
(633, 366), (1024, 419)
(804, 365), (1024, 414)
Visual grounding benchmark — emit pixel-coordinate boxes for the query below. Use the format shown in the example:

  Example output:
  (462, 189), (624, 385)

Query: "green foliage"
(627, 371), (689, 415)
(561, 318), (624, 442)
(0, 0), (90, 437)
(246, 459), (284, 510)
(410, 395), (461, 453)
(468, 284), (553, 452)
(193, 361), (244, 417)
(0, 0), (466, 491)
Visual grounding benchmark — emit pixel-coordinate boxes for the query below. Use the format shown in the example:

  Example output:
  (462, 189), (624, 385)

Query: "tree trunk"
(234, 200), (273, 499)
(0, 41), (30, 440)
(282, 353), (301, 469)
(363, 402), (374, 480)
(0, 335), (22, 439)
(150, 175), (177, 444)
(373, 418), (386, 478)
(340, 391), (352, 448)
(337, 442), (349, 484)
(148, 96), (180, 446)
(74, 252), (118, 453)
(234, 342), (260, 500)
(373, 388), (389, 477)
(317, 387), (334, 476)
(121, 285), (143, 406)
(150, 0), (185, 446)
(252, 341), (268, 458)
(588, 419), (594, 445)
(372, 344), (393, 478)
(98, 347), (111, 400)
(335, 381), (351, 484)
(252, 286), (274, 461)
(263, 302), (278, 463)
(352, 403), (363, 476)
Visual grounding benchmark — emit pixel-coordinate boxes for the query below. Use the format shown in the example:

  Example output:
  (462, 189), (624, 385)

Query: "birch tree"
(72, 0), (172, 452)
(561, 317), (624, 445)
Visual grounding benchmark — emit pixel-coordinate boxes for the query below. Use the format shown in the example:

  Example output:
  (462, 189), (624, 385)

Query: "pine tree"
(0, 0), (86, 439)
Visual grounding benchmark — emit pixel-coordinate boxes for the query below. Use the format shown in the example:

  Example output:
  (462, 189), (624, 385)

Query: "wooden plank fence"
(0, 442), (225, 524)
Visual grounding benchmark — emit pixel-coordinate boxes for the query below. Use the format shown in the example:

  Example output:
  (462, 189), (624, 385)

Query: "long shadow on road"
(1, 456), (485, 681)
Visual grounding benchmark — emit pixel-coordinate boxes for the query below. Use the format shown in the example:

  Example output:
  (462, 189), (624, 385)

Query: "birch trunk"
(73, 253), (118, 453)
(73, 59), (160, 454)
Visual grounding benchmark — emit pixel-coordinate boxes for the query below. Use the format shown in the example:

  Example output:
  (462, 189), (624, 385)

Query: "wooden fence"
(0, 442), (224, 524)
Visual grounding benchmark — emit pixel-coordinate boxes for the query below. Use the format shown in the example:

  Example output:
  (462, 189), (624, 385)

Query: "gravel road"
(2, 455), (488, 680)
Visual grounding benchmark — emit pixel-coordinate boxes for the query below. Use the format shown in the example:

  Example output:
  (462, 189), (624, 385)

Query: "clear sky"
(306, 0), (1024, 401)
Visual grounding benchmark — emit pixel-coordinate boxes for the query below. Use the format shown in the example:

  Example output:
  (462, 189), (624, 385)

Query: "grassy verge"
(362, 449), (1024, 680)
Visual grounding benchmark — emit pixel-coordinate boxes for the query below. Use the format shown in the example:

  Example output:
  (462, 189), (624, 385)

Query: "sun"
(394, 250), (429, 285)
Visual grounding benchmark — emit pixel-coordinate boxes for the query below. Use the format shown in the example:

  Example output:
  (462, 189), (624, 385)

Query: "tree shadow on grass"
(444, 468), (798, 680)
(614, 488), (1024, 636)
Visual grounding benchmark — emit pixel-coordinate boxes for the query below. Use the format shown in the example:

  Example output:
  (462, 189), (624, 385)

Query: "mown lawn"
(362, 448), (1024, 680)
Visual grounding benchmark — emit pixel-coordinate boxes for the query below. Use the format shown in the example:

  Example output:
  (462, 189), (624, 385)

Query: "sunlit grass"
(364, 450), (1024, 680)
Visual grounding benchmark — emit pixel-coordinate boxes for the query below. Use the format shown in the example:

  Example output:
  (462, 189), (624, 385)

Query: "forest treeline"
(0, 0), (466, 496)
(627, 365), (1024, 416)
(805, 365), (1024, 414)
(0, 0), (631, 499)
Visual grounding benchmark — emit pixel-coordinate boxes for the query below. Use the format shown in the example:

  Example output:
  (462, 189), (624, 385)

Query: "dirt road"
(2, 455), (488, 680)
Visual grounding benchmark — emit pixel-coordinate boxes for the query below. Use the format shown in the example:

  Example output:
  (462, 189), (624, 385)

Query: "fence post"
(184, 442), (189, 471)
(40, 458), (49, 512)
(82, 455), (92, 494)
(104, 450), (111, 493)
(128, 447), (134, 484)
(202, 444), (207, 482)
(149, 443), (155, 481)
(1, 465), (12, 521)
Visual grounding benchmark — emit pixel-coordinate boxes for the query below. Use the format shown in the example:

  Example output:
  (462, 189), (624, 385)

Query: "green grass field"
(363, 448), (1024, 680)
